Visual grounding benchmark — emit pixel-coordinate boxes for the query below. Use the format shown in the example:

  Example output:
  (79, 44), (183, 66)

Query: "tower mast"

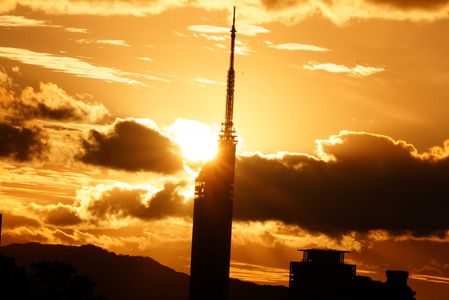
(223, 6), (237, 140)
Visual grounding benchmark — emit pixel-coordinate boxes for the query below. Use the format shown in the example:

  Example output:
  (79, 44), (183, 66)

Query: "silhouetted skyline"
(289, 249), (415, 300)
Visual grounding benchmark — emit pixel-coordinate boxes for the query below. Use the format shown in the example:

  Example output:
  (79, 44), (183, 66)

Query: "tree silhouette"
(0, 255), (105, 300)
(0, 255), (30, 299)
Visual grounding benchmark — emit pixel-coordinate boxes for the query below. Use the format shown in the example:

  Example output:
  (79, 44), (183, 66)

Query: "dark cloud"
(1, 82), (109, 123)
(46, 206), (82, 226)
(233, 131), (449, 237)
(0, 122), (46, 161)
(80, 130), (449, 238)
(80, 119), (183, 173)
(87, 182), (189, 220)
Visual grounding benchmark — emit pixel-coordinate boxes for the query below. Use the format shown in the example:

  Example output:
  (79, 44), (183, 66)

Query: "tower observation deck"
(189, 7), (238, 300)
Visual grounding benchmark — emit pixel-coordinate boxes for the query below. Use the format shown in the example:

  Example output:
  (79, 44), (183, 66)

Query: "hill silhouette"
(1, 243), (287, 300)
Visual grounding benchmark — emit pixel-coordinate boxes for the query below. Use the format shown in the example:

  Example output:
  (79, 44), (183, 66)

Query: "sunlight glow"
(168, 118), (219, 162)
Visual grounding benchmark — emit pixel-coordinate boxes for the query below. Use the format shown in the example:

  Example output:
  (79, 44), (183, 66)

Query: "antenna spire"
(223, 6), (236, 139)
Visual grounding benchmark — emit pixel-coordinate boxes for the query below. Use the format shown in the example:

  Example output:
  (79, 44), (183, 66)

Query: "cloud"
(72, 125), (449, 240)
(365, 0), (449, 10)
(232, 131), (449, 237)
(235, 45), (255, 56)
(258, 0), (449, 23)
(266, 41), (329, 52)
(137, 57), (153, 62)
(188, 25), (228, 34)
(0, 46), (163, 86)
(79, 119), (183, 173)
(0, 123), (46, 161)
(188, 24), (269, 36)
(303, 61), (385, 77)
(64, 27), (87, 33)
(2, 81), (109, 123)
(2, 213), (40, 228)
(410, 274), (449, 285)
(2, 1), (449, 24)
(76, 39), (131, 47)
(0, 69), (13, 87)
(0, 0), (180, 16)
(0, 15), (59, 28)
(193, 77), (225, 86)
(11, 66), (20, 74)
(45, 206), (82, 226)
(84, 183), (190, 221)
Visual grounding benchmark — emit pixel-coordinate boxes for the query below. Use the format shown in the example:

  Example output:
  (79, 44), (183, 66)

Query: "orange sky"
(1, 1), (449, 299)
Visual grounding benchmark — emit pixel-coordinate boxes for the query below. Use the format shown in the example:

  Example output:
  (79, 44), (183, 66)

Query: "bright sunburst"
(168, 118), (219, 162)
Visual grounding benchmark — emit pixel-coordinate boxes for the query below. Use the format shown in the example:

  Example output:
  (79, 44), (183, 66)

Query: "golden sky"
(1, 1), (449, 299)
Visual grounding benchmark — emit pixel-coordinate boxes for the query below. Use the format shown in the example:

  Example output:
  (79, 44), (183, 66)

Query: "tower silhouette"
(0, 213), (2, 248)
(189, 7), (238, 300)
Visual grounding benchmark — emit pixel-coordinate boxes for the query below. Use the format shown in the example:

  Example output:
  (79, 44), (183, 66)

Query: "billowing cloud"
(84, 182), (190, 221)
(233, 131), (449, 237)
(2, 1), (449, 24)
(80, 119), (183, 173)
(77, 128), (449, 239)
(2, 81), (109, 123)
(0, 123), (46, 161)
(303, 61), (385, 77)
(46, 205), (82, 226)
(266, 41), (329, 52)
(0, 46), (167, 86)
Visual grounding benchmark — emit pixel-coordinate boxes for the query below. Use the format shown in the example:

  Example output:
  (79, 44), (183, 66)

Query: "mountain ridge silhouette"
(1, 242), (288, 300)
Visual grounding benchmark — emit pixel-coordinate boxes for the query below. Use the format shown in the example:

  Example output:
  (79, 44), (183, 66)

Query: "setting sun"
(168, 118), (219, 162)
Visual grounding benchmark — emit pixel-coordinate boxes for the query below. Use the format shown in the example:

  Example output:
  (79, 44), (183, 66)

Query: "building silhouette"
(289, 249), (416, 300)
(289, 249), (355, 300)
(189, 7), (238, 300)
(353, 270), (416, 300)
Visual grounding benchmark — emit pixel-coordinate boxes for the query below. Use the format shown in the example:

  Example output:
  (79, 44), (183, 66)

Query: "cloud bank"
(2, 0), (449, 24)
(70, 129), (449, 239)
(234, 131), (449, 237)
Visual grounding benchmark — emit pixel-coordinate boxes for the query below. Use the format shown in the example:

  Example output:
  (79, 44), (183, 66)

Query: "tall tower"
(189, 7), (238, 300)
